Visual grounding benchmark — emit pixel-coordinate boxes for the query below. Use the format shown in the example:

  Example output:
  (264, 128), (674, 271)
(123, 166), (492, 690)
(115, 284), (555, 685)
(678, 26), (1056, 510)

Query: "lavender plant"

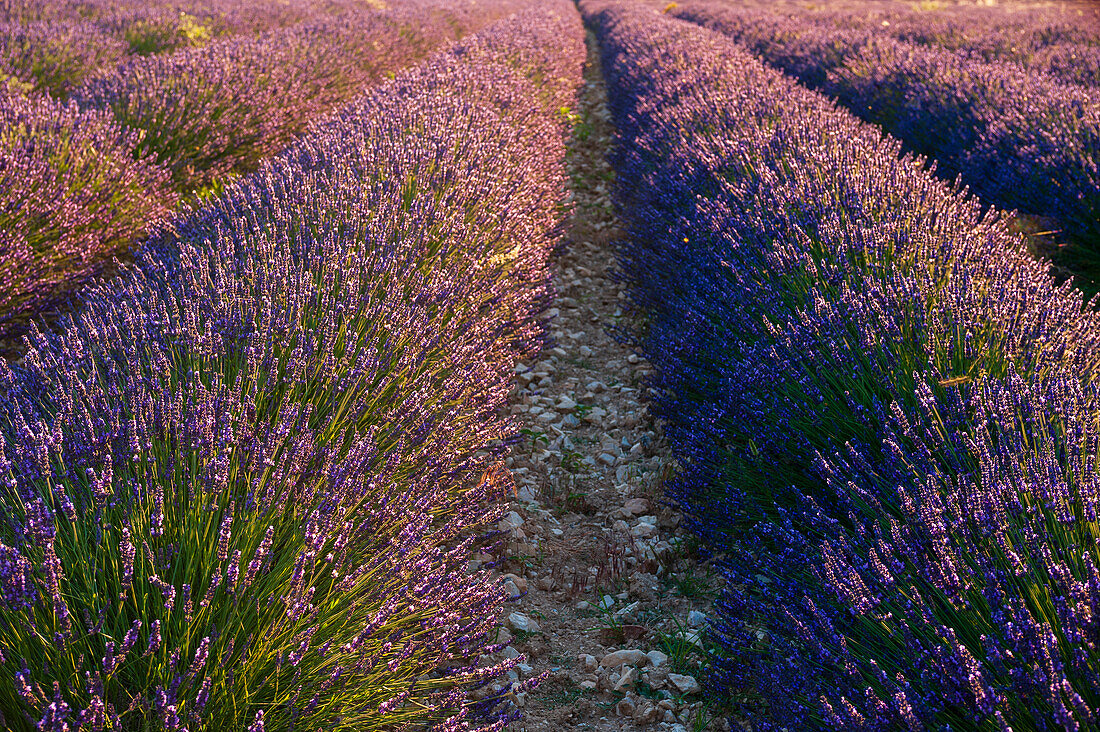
(0, 19), (125, 95)
(0, 89), (176, 336)
(0, 3), (583, 729)
(673, 1), (1100, 252)
(0, 0), (522, 342)
(71, 0), (523, 191)
(584, 0), (1100, 727)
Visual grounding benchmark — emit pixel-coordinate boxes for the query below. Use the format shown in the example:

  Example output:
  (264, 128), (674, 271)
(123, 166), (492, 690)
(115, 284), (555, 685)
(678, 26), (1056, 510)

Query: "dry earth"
(474, 30), (732, 732)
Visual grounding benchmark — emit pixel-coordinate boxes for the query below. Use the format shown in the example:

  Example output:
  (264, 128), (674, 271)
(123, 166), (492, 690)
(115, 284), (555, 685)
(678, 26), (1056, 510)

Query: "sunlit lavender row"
(671, 1), (1100, 254)
(0, 0), (517, 341)
(0, 2), (584, 729)
(586, 0), (1100, 727)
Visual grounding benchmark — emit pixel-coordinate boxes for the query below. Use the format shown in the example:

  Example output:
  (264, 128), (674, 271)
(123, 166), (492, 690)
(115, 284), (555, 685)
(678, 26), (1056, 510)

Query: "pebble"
(500, 511), (524, 529)
(556, 396), (578, 411)
(631, 522), (657, 538)
(687, 610), (707, 628)
(508, 612), (540, 633)
(599, 453), (617, 466)
(616, 695), (636, 717)
(503, 579), (522, 598)
(575, 600), (591, 610)
(668, 673), (701, 695)
(600, 648), (650, 668)
(579, 345), (594, 357)
(502, 646), (522, 659)
(581, 653), (597, 671)
(613, 666), (637, 691)
(580, 679), (598, 691)
(598, 595), (615, 610)
(622, 497), (649, 516)
(502, 573), (527, 593)
(646, 649), (669, 668)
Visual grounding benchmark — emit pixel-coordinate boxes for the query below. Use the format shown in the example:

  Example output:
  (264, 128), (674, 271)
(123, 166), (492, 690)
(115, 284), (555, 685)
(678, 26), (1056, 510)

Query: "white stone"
(687, 610), (707, 628)
(508, 612), (540, 633)
(600, 648), (650, 668)
(613, 666), (638, 692)
(668, 673), (701, 695)
(646, 649), (669, 668)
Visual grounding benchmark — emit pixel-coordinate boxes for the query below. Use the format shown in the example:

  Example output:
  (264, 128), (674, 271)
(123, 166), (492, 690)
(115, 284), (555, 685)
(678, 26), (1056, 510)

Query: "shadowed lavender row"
(672, 1), (1100, 254)
(0, 0), (519, 342)
(0, 3), (583, 729)
(586, 0), (1100, 727)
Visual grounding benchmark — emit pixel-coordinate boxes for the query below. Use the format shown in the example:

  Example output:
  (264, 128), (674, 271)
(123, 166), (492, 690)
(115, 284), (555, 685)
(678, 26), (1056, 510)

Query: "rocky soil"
(474, 30), (731, 732)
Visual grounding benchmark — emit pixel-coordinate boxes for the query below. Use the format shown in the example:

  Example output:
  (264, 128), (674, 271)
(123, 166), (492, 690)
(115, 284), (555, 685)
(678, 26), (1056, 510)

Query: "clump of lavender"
(0, 87), (176, 337)
(71, 0), (530, 192)
(0, 3), (583, 729)
(585, 1), (1100, 727)
(0, 19), (125, 96)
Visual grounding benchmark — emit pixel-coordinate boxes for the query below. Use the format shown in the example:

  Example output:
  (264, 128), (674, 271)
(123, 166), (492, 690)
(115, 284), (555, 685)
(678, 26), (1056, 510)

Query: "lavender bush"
(0, 89), (176, 335)
(0, 3), (583, 729)
(585, 0), (1100, 727)
(0, 0), (519, 341)
(673, 1), (1100, 251)
(71, 0), (523, 191)
(0, 19), (125, 95)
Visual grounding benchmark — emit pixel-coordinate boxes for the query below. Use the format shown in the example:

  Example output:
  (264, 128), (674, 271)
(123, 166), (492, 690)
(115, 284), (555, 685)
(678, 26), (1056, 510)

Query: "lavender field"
(0, 0), (1098, 729)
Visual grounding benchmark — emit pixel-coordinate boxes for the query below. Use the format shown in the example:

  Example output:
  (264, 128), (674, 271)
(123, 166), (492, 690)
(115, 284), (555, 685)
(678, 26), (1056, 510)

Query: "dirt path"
(475, 28), (731, 732)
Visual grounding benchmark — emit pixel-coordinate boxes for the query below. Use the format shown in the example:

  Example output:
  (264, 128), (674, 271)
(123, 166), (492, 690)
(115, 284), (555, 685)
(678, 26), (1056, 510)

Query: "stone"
(508, 613), (540, 633)
(631, 522), (657, 538)
(646, 649), (669, 668)
(501, 646), (522, 659)
(562, 414), (581, 428)
(597, 595), (615, 611)
(600, 649), (650, 668)
(622, 497), (649, 516)
(579, 680), (598, 691)
(634, 701), (658, 723)
(581, 653), (597, 671)
(616, 695), (636, 717)
(668, 673), (701, 695)
(503, 579), (522, 598)
(599, 452), (617, 466)
(556, 396), (578, 411)
(613, 666), (637, 692)
(500, 511), (524, 529)
(687, 610), (707, 628)
(575, 600), (591, 611)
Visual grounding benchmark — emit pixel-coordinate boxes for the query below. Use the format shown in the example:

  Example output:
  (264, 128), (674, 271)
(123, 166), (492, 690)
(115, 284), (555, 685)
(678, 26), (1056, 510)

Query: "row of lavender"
(671, 1), (1100, 258)
(0, 0), (341, 80)
(586, 0), (1100, 728)
(0, 0), (509, 341)
(777, 0), (1100, 88)
(0, 3), (584, 729)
